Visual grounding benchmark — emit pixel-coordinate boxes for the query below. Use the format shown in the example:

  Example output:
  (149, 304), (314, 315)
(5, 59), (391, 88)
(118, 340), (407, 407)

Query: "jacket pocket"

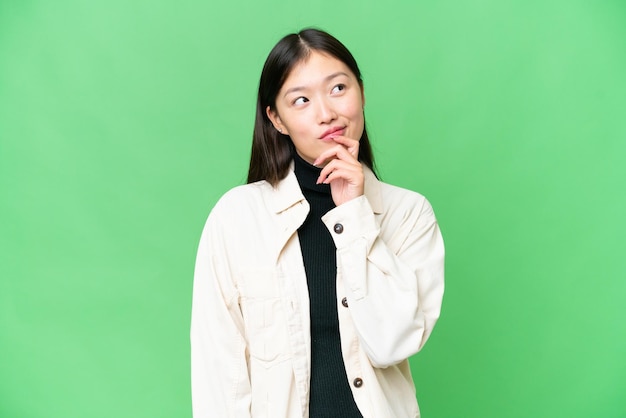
(238, 268), (291, 366)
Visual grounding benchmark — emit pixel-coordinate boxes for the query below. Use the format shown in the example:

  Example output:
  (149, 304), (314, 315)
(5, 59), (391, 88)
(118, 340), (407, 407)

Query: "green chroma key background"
(1, 1), (624, 417)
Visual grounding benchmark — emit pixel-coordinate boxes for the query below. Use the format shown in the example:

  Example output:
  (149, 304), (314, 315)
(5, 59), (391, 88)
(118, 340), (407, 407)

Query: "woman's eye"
(331, 84), (346, 94)
(294, 97), (308, 105)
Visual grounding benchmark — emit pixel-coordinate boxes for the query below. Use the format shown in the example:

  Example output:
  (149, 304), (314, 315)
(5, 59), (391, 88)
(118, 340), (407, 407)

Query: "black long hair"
(247, 28), (376, 186)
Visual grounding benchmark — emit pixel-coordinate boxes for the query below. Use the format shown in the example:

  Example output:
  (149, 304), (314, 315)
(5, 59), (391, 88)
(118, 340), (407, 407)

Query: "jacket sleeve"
(322, 194), (445, 368)
(190, 211), (251, 417)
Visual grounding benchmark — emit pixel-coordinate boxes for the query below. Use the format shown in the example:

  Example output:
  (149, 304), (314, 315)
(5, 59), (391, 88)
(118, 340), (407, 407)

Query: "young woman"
(191, 28), (445, 418)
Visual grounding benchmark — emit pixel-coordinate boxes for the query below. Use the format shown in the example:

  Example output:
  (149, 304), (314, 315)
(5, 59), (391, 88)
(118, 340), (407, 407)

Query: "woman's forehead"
(281, 51), (353, 90)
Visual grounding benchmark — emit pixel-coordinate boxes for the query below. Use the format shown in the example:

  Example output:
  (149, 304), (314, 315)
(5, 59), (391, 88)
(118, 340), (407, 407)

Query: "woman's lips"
(320, 127), (345, 141)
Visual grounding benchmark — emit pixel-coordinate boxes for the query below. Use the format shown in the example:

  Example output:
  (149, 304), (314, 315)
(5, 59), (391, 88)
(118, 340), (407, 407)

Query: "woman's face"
(267, 51), (365, 165)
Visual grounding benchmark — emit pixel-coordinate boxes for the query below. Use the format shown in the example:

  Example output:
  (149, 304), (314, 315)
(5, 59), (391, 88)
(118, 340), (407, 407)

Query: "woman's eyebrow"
(283, 72), (349, 97)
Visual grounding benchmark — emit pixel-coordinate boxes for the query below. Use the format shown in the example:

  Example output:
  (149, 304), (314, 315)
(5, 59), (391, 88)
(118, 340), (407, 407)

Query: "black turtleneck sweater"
(293, 153), (363, 418)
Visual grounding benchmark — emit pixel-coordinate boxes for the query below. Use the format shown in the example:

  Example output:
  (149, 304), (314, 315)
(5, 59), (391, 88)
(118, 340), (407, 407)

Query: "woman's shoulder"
(217, 181), (269, 204)
(375, 178), (435, 218)
(207, 181), (272, 220)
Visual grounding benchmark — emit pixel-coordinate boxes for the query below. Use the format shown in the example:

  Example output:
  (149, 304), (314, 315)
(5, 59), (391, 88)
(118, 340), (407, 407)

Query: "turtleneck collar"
(293, 152), (332, 195)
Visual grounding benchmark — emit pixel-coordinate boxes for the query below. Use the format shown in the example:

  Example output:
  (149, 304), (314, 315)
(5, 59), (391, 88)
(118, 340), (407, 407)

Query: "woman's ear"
(266, 106), (287, 135)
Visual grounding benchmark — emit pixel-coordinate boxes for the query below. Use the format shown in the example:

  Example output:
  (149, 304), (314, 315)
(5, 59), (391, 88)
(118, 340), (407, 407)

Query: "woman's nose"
(316, 98), (337, 124)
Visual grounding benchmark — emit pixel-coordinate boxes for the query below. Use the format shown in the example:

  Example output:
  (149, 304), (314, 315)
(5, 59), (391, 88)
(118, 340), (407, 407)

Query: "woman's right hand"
(314, 136), (364, 206)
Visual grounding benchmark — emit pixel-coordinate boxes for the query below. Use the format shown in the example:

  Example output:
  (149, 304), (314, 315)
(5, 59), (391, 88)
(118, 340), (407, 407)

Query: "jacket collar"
(268, 161), (383, 262)
(270, 162), (307, 214)
(269, 161), (383, 214)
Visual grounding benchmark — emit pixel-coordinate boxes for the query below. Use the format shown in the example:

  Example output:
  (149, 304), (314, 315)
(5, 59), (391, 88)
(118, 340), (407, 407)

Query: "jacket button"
(353, 377), (363, 388)
(341, 297), (348, 308)
(333, 223), (344, 234)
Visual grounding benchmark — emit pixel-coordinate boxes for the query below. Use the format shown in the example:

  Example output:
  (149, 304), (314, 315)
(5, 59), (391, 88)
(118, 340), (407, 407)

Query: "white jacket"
(191, 164), (445, 418)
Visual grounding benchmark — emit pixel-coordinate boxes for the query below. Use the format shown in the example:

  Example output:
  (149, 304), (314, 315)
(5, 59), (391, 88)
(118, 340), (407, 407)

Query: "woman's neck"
(293, 152), (331, 195)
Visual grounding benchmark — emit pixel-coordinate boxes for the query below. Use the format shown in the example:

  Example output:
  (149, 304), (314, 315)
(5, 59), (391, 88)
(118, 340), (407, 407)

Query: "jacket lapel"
(265, 163), (383, 261)
(267, 166), (310, 262)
